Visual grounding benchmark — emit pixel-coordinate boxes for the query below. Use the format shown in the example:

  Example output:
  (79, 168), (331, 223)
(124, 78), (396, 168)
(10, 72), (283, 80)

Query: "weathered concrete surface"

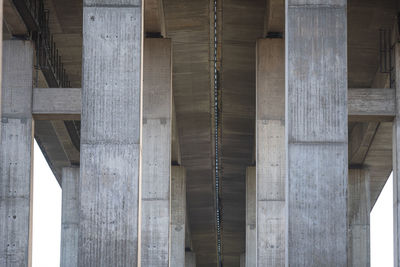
(245, 167), (256, 267)
(0, 40), (33, 267)
(170, 166), (186, 267)
(185, 252), (196, 267)
(394, 43), (400, 267)
(286, 1), (348, 265)
(348, 88), (395, 121)
(256, 38), (285, 266)
(78, 1), (142, 266)
(32, 88), (81, 120)
(144, 0), (165, 36)
(347, 169), (370, 267)
(220, 1), (265, 264)
(60, 167), (79, 267)
(141, 38), (172, 266)
(163, 0), (217, 265)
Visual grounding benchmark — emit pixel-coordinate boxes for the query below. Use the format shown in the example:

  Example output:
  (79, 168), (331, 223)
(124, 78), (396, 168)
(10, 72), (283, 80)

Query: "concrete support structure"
(347, 168), (370, 267)
(170, 166), (186, 267)
(60, 167), (79, 267)
(141, 38), (172, 266)
(256, 38), (285, 266)
(286, 1), (348, 265)
(0, 40), (33, 267)
(240, 253), (245, 267)
(394, 43), (400, 267)
(185, 252), (196, 267)
(245, 167), (256, 267)
(78, 1), (142, 266)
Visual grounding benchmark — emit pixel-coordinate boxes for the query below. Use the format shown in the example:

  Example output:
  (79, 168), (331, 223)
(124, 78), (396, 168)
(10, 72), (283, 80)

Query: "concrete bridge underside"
(1, 0), (399, 266)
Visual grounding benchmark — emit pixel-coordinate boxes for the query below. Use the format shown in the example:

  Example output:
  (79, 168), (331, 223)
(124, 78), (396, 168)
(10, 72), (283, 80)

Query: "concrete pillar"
(347, 168), (370, 267)
(245, 167), (256, 267)
(185, 252), (196, 267)
(240, 253), (245, 267)
(141, 38), (172, 266)
(0, 40), (34, 266)
(394, 42), (400, 267)
(60, 167), (79, 267)
(170, 166), (186, 267)
(256, 38), (285, 266)
(79, 1), (142, 266)
(286, 1), (348, 265)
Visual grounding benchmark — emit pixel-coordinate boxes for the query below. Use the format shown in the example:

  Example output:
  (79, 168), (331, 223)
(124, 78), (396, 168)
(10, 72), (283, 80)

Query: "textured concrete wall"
(245, 167), (256, 267)
(170, 166), (186, 267)
(286, 0), (348, 265)
(0, 40), (33, 267)
(79, 0), (142, 266)
(256, 38), (285, 266)
(60, 167), (80, 267)
(141, 38), (172, 267)
(347, 169), (370, 267)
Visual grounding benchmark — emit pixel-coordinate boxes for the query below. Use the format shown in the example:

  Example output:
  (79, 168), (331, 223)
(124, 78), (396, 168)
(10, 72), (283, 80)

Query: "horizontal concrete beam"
(348, 88), (395, 122)
(32, 88), (81, 120)
(32, 88), (395, 122)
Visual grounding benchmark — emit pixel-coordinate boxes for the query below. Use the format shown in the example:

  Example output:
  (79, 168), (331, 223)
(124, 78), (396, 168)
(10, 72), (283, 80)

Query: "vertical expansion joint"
(213, 0), (223, 265)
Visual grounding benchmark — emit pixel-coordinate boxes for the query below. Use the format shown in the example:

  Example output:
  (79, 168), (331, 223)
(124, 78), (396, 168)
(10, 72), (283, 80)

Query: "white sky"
(371, 173), (394, 267)
(31, 140), (395, 266)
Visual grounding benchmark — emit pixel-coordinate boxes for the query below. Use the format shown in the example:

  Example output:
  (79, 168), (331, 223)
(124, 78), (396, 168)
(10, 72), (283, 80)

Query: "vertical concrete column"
(286, 1), (348, 265)
(170, 166), (186, 267)
(0, 40), (33, 266)
(245, 167), (256, 267)
(185, 252), (196, 267)
(79, 1), (142, 266)
(393, 42), (400, 267)
(256, 38), (285, 266)
(240, 253), (245, 267)
(347, 168), (370, 267)
(60, 167), (79, 267)
(141, 38), (172, 266)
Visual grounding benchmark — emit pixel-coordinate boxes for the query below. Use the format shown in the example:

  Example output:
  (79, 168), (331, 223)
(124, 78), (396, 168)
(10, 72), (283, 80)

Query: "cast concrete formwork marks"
(347, 168), (370, 267)
(286, 0), (348, 266)
(141, 38), (172, 267)
(0, 40), (33, 267)
(256, 38), (285, 267)
(170, 166), (186, 267)
(79, 0), (142, 266)
(61, 167), (80, 267)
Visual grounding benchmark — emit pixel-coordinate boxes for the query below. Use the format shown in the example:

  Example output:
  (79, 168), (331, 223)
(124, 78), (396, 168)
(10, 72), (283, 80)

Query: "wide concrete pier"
(78, 1), (143, 266)
(1, 0), (399, 266)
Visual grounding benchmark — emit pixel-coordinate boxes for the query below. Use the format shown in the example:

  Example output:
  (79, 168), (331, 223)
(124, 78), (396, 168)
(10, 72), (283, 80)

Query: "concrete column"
(141, 38), (172, 266)
(60, 167), (79, 267)
(394, 42), (400, 267)
(286, 1), (348, 265)
(245, 167), (256, 267)
(185, 252), (196, 267)
(240, 253), (245, 267)
(347, 168), (370, 267)
(256, 38), (285, 266)
(170, 166), (186, 267)
(0, 40), (34, 266)
(79, 1), (142, 266)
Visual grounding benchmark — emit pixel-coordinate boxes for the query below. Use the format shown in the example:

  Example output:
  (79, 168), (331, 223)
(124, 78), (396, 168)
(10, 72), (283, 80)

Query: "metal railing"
(13, 0), (71, 88)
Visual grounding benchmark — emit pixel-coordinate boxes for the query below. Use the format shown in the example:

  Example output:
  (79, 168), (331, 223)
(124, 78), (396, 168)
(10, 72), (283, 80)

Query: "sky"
(31, 140), (394, 266)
